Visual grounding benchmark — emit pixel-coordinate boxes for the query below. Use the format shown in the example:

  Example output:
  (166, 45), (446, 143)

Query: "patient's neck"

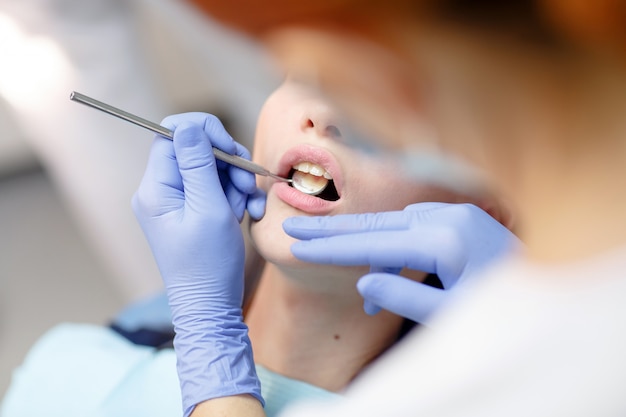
(244, 263), (405, 392)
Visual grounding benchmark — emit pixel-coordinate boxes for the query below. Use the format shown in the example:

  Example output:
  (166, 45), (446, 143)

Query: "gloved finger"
(133, 136), (184, 217)
(283, 202), (452, 240)
(220, 143), (259, 221)
(247, 188), (267, 221)
(161, 112), (237, 155)
(290, 228), (447, 273)
(357, 273), (446, 324)
(363, 266), (411, 316)
(223, 180), (247, 222)
(227, 142), (257, 195)
(283, 211), (411, 240)
(172, 122), (230, 215)
(403, 202), (451, 212)
(163, 113), (256, 195)
(363, 300), (381, 315)
(370, 266), (403, 275)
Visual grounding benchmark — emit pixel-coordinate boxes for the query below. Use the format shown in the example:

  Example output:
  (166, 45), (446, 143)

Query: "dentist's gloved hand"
(283, 203), (521, 325)
(132, 113), (264, 417)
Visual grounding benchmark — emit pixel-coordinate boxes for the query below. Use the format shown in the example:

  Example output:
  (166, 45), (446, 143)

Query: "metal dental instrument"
(69, 91), (292, 183)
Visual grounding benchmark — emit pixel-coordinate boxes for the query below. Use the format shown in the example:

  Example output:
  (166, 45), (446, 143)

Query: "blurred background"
(0, 0), (279, 398)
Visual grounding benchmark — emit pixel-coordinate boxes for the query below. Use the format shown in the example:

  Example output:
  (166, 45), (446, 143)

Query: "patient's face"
(249, 79), (462, 280)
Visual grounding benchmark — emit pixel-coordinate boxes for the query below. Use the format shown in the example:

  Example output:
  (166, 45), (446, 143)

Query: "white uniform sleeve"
(278, 254), (626, 417)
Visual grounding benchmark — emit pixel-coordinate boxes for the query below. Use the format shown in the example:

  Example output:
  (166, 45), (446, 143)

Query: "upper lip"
(277, 144), (343, 196)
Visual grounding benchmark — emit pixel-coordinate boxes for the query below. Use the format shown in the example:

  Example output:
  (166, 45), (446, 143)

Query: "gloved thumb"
(357, 273), (446, 324)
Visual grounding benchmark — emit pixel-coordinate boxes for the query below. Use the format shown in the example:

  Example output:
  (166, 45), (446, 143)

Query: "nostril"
(325, 125), (341, 138)
(304, 117), (341, 139)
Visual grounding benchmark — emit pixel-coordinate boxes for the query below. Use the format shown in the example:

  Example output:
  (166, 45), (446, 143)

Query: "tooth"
(309, 165), (325, 176)
(292, 161), (333, 181)
(293, 162), (311, 173)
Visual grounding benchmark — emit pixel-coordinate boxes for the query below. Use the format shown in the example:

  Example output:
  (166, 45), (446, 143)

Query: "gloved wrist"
(172, 310), (263, 417)
(165, 256), (264, 416)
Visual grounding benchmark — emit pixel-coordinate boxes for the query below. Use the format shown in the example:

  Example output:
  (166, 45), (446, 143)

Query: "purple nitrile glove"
(284, 202), (521, 325)
(132, 113), (264, 416)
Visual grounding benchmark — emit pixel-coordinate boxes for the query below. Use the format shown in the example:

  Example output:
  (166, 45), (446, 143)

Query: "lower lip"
(273, 182), (340, 214)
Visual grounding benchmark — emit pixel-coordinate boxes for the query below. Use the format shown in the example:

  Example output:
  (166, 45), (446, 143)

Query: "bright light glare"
(0, 13), (72, 111)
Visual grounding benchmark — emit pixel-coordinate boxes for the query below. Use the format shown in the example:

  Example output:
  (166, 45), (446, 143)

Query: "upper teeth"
(291, 161), (332, 196)
(292, 162), (333, 179)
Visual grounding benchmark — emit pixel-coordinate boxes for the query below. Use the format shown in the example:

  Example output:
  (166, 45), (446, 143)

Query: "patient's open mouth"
(289, 162), (339, 201)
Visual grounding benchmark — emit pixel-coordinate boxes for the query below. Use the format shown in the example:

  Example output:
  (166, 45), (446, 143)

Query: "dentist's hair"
(187, 0), (626, 56)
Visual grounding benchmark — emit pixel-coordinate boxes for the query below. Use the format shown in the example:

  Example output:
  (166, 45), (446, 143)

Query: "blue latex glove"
(283, 202), (520, 325)
(132, 113), (264, 417)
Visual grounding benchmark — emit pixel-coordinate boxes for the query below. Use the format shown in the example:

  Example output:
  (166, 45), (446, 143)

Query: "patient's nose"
(301, 105), (342, 141)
